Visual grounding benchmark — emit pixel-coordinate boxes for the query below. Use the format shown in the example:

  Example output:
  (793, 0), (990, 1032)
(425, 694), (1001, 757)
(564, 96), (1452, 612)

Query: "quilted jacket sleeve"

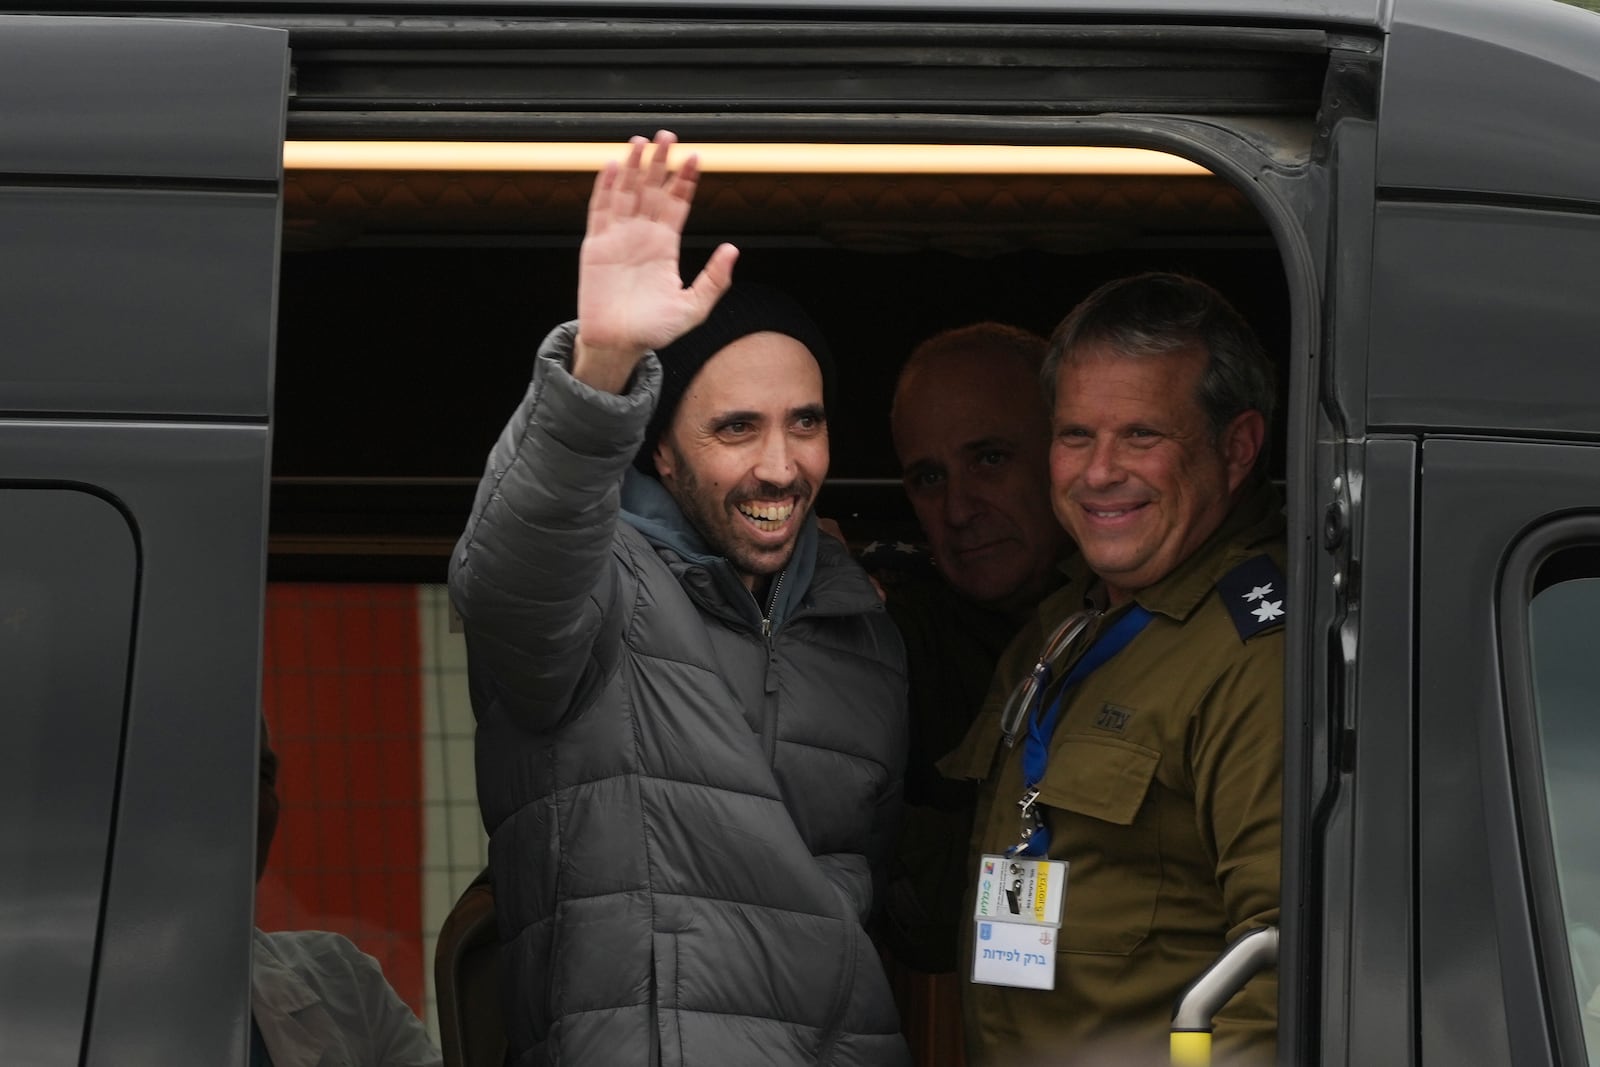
(448, 321), (660, 734)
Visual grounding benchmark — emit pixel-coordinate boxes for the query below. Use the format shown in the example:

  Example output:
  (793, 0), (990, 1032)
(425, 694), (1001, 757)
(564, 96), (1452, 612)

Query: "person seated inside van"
(252, 719), (442, 1067)
(941, 273), (1284, 1065)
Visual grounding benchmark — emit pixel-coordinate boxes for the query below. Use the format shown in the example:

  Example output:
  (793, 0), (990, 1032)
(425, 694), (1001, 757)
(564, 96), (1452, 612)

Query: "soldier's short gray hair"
(1042, 272), (1276, 443)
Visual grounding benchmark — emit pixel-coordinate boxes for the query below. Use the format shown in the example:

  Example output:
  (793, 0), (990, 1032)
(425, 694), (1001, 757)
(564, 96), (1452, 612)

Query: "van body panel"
(0, 488), (137, 1067)
(0, 16), (286, 420)
(1379, 0), (1600, 204)
(0, 17), (285, 182)
(274, 18), (1335, 144)
(1366, 203), (1600, 437)
(0, 421), (274, 1067)
(1416, 439), (1600, 1067)
(0, 189), (282, 418)
(68, 422), (274, 1067)
(1331, 437), (1418, 1067)
(1290, 103), (1368, 1067)
(0, 15), (286, 1067)
(21, 0), (1386, 29)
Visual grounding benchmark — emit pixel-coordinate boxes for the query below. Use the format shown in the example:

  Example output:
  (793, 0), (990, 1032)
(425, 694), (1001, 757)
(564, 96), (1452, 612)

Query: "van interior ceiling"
(269, 144), (1290, 579)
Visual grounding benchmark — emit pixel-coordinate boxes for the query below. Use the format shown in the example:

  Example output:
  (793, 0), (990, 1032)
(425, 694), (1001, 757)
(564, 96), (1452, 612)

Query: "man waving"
(450, 131), (910, 1067)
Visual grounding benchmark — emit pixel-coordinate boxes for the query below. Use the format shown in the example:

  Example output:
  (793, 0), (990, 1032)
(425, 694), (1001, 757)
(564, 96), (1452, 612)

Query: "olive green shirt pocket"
(1035, 734), (1162, 956)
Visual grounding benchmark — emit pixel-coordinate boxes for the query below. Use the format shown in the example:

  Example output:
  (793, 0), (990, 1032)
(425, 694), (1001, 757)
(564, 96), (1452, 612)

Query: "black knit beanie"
(633, 283), (835, 477)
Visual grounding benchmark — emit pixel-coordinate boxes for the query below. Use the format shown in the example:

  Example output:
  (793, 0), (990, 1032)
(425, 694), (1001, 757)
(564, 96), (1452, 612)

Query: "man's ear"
(1222, 409), (1267, 493)
(652, 440), (675, 482)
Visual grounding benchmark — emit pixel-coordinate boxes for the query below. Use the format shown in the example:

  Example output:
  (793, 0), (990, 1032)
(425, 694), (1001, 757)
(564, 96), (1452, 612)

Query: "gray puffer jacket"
(450, 323), (911, 1067)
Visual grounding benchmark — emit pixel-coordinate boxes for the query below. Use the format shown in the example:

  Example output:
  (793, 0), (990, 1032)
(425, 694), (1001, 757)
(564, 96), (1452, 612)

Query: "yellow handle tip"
(1170, 1030), (1213, 1067)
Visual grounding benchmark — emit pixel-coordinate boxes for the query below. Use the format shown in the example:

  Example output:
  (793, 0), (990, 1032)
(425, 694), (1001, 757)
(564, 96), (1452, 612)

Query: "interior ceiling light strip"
(282, 141), (1210, 176)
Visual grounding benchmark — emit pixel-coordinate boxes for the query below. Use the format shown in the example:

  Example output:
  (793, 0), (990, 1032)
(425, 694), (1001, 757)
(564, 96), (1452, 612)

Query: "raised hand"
(572, 131), (739, 393)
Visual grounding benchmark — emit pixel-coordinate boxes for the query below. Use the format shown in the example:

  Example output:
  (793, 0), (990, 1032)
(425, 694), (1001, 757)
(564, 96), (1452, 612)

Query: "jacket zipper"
(760, 569), (785, 638)
(760, 570), (785, 765)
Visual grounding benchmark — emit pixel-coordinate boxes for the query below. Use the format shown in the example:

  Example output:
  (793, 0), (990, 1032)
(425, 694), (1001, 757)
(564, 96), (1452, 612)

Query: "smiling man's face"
(655, 331), (829, 591)
(1048, 342), (1261, 604)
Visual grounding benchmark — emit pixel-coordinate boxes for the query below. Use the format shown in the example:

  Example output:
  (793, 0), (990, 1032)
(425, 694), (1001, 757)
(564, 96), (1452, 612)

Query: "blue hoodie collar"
(619, 468), (819, 629)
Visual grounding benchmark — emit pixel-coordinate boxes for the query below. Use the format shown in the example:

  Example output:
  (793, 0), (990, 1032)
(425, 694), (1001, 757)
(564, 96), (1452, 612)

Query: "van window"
(270, 139), (1292, 1066)
(258, 581), (483, 1046)
(1528, 569), (1600, 1064)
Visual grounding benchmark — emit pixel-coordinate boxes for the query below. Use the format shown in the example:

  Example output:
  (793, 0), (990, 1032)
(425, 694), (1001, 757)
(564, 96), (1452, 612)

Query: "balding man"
(892, 323), (1067, 616)
(880, 323), (1071, 976)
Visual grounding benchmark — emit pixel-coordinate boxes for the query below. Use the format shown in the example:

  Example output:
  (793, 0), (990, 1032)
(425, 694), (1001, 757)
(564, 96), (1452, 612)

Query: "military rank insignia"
(1216, 553), (1288, 641)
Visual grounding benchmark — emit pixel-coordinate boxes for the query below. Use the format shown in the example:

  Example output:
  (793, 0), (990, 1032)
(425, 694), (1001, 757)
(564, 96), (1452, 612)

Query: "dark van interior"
(270, 156), (1289, 577)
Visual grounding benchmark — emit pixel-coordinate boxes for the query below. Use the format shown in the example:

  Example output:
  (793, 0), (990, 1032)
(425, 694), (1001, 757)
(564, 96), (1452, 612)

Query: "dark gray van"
(5, 0), (1600, 1063)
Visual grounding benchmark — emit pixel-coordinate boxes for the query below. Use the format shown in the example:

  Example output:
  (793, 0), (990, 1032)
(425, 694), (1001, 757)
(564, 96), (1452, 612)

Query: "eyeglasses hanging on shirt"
(996, 605), (1155, 857)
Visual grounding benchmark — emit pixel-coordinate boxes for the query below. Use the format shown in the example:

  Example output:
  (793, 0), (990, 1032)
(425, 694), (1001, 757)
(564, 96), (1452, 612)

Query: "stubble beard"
(667, 453), (812, 584)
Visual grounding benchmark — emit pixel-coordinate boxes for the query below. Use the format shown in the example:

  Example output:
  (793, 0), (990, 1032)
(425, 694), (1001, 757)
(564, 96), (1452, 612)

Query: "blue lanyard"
(1021, 605), (1154, 791)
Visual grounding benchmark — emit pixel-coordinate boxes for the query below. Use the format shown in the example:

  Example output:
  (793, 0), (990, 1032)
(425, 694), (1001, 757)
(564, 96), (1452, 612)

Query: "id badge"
(973, 853), (1066, 926)
(971, 853), (1068, 990)
(972, 919), (1059, 990)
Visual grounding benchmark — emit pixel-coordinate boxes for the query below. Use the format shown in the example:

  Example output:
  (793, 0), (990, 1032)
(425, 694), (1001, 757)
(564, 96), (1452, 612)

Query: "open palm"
(576, 132), (738, 357)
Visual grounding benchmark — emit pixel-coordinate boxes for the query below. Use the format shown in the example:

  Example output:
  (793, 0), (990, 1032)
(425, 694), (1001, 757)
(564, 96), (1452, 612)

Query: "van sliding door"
(0, 17), (286, 1066)
(1368, 0), (1600, 1062)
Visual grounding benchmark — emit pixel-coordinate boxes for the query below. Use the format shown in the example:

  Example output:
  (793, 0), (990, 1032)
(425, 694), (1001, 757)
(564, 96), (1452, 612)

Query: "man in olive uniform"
(942, 273), (1283, 1065)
